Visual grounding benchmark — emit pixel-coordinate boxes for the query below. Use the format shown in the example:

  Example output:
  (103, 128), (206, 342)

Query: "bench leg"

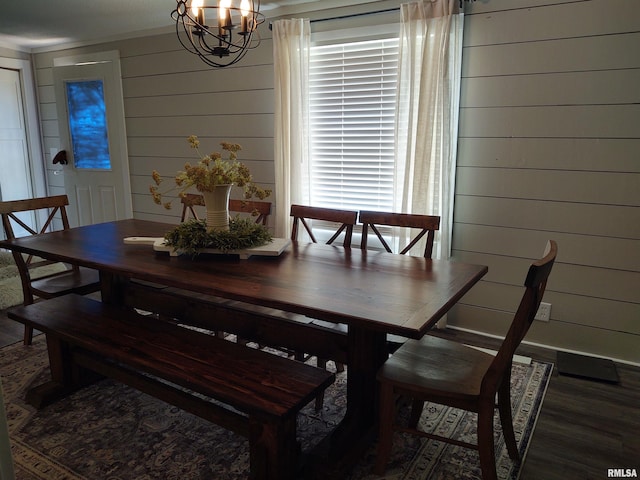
(25, 336), (101, 409)
(248, 416), (299, 480)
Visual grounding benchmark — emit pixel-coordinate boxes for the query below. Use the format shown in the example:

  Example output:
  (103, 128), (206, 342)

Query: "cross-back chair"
(359, 210), (441, 258)
(0, 195), (101, 345)
(179, 193), (205, 222)
(289, 205), (358, 408)
(180, 193), (271, 225)
(358, 210), (441, 350)
(375, 240), (558, 480)
(290, 204), (357, 247)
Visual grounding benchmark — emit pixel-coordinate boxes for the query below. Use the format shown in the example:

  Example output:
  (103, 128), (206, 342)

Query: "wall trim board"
(449, 325), (640, 368)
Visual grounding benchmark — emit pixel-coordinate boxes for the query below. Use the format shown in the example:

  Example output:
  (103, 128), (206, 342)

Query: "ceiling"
(0, 0), (364, 52)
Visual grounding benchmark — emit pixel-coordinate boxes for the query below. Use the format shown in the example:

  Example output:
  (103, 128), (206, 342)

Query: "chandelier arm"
(198, 30), (221, 55)
(173, 4), (206, 56)
(176, 16), (201, 56)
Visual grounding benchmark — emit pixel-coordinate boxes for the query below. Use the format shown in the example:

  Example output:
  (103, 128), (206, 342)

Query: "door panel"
(53, 60), (132, 227)
(0, 68), (32, 203)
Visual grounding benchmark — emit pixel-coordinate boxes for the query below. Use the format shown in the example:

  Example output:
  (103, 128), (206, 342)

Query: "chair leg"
(23, 325), (34, 346)
(409, 398), (424, 428)
(314, 358), (328, 411)
(477, 401), (498, 480)
(498, 372), (520, 461)
(374, 383), (396, 475)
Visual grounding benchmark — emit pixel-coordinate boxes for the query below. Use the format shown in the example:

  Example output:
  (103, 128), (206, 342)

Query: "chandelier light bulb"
(240, 0), (250, 16)
(219, 0), (232, 18)
(190, 0), (203, 16)
(240, 0), (250, 32)
(191, 0), (205, 25)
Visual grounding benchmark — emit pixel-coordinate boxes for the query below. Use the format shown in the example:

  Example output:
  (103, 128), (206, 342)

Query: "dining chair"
(179, 193), (205, 222)
(358, 210), (441, 351)
(374, 240), (558, 480)
(0, 195), (101, 345)
(180, 193), (272, 225)
(359, 210), (441, 258)
(290, 204), (357, 248)
(289, 204), (358, 408)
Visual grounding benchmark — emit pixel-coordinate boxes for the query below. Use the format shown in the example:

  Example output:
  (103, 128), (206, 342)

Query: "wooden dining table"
(0, 218), (487, 467)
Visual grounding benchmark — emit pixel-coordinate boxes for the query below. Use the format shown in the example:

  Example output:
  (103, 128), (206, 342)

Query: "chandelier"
(172, 0), (265, 68)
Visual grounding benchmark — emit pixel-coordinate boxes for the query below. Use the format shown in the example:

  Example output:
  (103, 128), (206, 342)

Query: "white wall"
(24, 0), (640, 364)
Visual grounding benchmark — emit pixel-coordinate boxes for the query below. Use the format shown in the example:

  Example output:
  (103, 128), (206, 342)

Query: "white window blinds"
(309, 38), (399, 212)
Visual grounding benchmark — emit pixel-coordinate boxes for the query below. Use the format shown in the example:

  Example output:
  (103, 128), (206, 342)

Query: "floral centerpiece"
(150, 135), (272, 255)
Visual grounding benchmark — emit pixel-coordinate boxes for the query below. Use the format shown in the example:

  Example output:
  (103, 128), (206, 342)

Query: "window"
(65, 79), (111, 170)
(309, 38), (399, 212)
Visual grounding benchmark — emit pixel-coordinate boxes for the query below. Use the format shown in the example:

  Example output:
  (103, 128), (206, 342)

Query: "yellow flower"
(150, 136), (271, 210)
(187, 135), (200, 148)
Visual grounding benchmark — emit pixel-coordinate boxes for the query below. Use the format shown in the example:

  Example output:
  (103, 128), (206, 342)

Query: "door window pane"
(65, 80), (111, 170)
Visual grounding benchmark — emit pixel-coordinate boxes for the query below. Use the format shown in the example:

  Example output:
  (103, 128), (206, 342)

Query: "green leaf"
(164, 217), (273, 257)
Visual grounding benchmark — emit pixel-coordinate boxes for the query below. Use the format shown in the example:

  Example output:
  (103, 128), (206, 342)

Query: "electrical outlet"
(535, 302), (551, 322)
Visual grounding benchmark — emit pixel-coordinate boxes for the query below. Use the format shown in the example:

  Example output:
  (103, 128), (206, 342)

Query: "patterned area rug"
(0, 336), (552, 480)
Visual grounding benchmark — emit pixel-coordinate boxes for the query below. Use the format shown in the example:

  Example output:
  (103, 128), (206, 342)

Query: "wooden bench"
(8, 294), (335, 480)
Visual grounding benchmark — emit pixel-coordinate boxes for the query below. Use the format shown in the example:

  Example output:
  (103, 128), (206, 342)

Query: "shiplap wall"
(32, 29), (278, 226)
(24, 0), (639, 364)
(449, 0), (640, 364)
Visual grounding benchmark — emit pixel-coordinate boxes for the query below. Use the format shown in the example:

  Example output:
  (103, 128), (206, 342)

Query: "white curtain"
(394, 0), (464, 260)
(272, 19), (311, 238)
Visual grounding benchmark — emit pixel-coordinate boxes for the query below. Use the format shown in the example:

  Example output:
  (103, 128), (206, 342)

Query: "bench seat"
(8, 294), (335, 479)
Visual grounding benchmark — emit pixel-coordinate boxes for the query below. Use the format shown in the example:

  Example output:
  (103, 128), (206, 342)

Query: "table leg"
(329, 326), (388, 454)
(100, 270), (129, 305)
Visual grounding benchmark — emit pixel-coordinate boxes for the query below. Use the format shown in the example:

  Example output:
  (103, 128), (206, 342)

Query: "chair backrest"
(290, 204), (358, 248)
(0, 195), (75, 290)
(0, 195), (71, 240)
(359, 210), (441, 258)
(180, 193), (205, 222)
(180, 193), (272, 225)
(482, 240), (558, 396)
(228, 199), (271, 226)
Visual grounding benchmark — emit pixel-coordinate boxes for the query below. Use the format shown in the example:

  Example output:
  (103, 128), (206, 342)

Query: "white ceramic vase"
(201, 184), (232, 232)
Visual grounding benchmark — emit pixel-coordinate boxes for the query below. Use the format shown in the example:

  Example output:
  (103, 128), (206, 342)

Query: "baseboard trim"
(465, 344), (531, 365)
(448, 325), (640, 368)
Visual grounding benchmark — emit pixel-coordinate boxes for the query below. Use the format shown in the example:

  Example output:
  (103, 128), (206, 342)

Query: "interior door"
(53, 60), (132, 227)
(0, 68), (33, 203)
(0, 67), (36, 238)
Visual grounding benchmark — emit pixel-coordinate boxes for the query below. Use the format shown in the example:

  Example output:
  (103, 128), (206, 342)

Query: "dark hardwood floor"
(1, 309), (637, 478)
(435, 329), (640, 480)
